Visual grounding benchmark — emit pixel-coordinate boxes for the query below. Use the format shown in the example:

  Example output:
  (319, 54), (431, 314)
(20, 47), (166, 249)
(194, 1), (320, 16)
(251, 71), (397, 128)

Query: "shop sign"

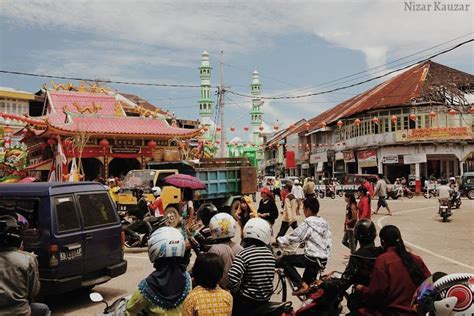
(301, 163), (310, 169)
(343, 151), (355, 162)
(111, 146), (141, 154)
(310, 152), (328, 164)
(404, 153), (426, 164)
(382, 155), (399, 164)
(357, 149), (377, 168)
(396, 127), (472, 142)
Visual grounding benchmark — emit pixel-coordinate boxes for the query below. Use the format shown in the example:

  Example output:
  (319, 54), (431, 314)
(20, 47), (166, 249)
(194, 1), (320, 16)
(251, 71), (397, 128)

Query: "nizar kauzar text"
(404, 1), (470, 11)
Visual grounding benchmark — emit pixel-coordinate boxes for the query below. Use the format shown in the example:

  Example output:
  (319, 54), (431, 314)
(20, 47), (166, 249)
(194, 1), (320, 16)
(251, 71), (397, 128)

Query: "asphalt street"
(49, 195), (473, 315)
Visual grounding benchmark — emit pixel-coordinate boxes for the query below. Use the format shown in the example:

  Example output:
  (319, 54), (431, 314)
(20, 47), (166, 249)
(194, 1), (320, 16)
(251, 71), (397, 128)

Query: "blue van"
(0, 182), (127, 294)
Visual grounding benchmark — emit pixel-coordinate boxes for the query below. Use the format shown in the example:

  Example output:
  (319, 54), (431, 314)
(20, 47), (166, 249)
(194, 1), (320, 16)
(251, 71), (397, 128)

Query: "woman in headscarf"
(234, 195), (257, 239)
(126, 227), (191, 316)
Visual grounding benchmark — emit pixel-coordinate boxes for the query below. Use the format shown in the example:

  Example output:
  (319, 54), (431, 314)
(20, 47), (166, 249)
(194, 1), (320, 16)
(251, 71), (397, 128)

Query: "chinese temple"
(0, 82), (201, 181)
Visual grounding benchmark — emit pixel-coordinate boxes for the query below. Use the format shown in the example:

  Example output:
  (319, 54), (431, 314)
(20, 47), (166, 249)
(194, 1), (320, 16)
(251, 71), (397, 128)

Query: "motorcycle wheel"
(331, 193), (336, 200)
(442, 213), (448, 222)
(406, 192), (414, 199)
(338, 191), (344, 197)
(319, 192), (324, 199)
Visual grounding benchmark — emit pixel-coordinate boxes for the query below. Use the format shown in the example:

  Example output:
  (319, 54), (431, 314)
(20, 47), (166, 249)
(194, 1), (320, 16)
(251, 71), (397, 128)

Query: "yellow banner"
(396, 127), (473, 142)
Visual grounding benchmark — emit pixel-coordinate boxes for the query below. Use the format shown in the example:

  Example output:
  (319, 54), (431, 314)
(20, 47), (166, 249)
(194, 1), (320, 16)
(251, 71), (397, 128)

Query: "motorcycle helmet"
(151, 187), (162, 197)
(196, 203), (218, 227)
(294, 179), (300, 185)
(354, 219), (376, 244)
(0, 215), (22, 248)
(449, 177), (456, 182)
(243, 218), (272, 245)
(209, 213), (237, 240)
(148, 227), (185, 262)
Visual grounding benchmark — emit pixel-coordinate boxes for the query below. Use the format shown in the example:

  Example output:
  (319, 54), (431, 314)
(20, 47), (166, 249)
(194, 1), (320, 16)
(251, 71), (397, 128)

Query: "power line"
(0, 70), (202, 88)
(226, 39), (473, 100)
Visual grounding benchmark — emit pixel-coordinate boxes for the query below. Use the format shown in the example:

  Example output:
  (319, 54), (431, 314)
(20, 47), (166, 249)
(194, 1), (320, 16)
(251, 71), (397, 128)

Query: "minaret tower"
(250, 70), (263, 145)
(199, 51), (213, 127)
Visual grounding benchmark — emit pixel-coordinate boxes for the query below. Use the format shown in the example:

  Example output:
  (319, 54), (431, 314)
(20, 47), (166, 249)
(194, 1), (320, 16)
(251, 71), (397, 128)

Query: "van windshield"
(123, 170), (157, 189)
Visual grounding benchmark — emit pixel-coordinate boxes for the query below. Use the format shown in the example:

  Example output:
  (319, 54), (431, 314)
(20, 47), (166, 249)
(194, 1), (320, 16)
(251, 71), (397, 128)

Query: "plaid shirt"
(183, 285), (232, 316)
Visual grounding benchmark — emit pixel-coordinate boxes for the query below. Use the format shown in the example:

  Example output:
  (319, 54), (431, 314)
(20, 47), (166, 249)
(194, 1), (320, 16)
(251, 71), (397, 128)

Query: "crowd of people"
(1, 172), (442, 316)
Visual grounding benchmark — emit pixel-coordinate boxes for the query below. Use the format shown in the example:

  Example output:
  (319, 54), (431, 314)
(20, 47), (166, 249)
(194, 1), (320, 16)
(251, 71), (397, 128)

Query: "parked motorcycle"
(438, 199), (451, 222)
(120, 212), (169, 248)
(424, 188), (438, 198)
(388, 186), (414, 199)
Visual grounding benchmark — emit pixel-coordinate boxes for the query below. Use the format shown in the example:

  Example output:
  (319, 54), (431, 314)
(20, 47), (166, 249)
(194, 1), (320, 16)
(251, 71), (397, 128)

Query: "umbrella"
(164, 174), (206, 190)
(18, 177), (37, 183)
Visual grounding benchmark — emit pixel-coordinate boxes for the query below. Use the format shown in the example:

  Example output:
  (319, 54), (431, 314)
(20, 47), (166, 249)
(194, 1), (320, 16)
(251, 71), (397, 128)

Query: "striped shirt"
(228, 245), (275, 301)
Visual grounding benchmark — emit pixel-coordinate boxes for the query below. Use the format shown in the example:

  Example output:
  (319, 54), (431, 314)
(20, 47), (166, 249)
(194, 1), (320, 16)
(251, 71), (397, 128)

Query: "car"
(0, 182), (127, 295)
(461, 172), (474, 200)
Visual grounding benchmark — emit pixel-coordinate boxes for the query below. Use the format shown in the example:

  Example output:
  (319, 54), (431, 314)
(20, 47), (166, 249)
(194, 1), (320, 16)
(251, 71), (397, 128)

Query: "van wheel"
(230, 199), (241, 219)
(467, 190), (474, 200)
(164, 206), (181, 228)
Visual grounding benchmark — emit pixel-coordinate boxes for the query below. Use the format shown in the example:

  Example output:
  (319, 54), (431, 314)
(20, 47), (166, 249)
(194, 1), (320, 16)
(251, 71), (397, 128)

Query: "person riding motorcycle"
(448, 177), (461, 208)
(187, 203), (218, 254)
(126, 227), (191, 315)
(322, 219), (383, 314)
(149, 187), (164, 217)
(437, 179), (452, 214)
(126, 189), (152, 246)
(0, 215), (51, 316)
(207, 213), (243, 289)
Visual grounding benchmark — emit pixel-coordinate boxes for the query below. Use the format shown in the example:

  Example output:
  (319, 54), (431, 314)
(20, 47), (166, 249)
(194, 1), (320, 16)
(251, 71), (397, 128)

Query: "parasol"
(164, 174), (206, 190)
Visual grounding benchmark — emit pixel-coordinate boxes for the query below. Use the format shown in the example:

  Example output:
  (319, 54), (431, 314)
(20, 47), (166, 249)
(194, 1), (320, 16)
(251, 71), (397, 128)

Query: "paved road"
(49, 196), (473, 315)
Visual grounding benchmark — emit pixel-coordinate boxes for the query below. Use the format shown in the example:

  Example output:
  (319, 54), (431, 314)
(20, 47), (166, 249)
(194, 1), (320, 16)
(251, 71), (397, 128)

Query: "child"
(277, 197), (332, 295)
(183, 253), (232, 316)
(228, 218), (275, 316)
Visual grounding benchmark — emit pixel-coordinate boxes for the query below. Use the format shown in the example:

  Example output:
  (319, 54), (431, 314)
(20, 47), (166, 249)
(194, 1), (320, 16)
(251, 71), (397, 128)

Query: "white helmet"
(209, 213), (237, 240)
(148, 227), (185, 262)
(449, 177), (456, 182)
(152, 187), (161, 197)
(243, 218), (272, 245)
(294, 179), (300, 185)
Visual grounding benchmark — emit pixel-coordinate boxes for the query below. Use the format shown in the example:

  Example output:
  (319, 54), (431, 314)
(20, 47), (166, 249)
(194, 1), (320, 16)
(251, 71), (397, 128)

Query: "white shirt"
(291, 185), (305, 199)
(438, 185), (452, 200)
(277, 216), (332, 259)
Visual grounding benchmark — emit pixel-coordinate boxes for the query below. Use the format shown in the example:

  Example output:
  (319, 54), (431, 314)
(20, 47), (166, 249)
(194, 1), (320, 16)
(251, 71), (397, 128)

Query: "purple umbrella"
(164, 174), (206, 190)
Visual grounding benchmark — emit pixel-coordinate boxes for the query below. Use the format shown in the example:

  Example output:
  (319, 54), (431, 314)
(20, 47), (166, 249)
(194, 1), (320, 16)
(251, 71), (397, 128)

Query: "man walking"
(373, 174), (392, 215)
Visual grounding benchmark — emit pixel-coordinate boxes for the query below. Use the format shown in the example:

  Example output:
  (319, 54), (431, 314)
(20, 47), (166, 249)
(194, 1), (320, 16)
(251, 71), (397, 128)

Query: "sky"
(0, 0), (473, 141)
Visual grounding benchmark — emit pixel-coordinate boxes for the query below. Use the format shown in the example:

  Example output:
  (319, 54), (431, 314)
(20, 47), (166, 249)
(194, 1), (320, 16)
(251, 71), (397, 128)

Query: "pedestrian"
(228, 218), (275, 316)
(277, 197), (332, 295)
(273, 176), (281, 201)
(357, 186), (371, 220)
(373, 173), (392, 215)
(207, 213), (243, 289)
(359, 177), (374, 205)
(291, 179), (305, 214)
(342, 192), (358, 253)
(276, 191), (298, 237)
(183, 253), (233, 316)
(355, 225), (431, 315)
(303, 177), (316, 198)
(126, 227), (191, 315)
(257, 187), (278, 226)
(234, 195), (257, 239)
(180, 188), (195, 239)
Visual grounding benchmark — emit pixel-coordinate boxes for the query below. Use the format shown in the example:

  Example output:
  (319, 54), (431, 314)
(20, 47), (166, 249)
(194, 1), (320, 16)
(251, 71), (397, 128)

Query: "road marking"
(376, 207), (474, 271)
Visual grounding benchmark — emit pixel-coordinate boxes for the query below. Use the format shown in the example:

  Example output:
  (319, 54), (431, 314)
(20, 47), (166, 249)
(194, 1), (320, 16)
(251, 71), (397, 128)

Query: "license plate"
(440, 206), (448, 209)
(60, 247), (82, 261)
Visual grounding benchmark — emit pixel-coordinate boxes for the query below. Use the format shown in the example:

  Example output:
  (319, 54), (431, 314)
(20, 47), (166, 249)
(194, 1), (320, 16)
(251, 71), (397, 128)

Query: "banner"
(404, 153), (427, 164)
(396, 127), (472, 142)
(343, 151), (355, 162)
(310, 152), (328, 164)
(286, 151), (296, 169)
(357, 149), (377, 168)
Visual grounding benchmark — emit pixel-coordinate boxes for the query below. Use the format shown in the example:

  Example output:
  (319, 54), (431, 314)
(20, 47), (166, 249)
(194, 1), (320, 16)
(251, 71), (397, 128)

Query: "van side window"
(55, 196), (80, 232)
(77, 193), (118, 227)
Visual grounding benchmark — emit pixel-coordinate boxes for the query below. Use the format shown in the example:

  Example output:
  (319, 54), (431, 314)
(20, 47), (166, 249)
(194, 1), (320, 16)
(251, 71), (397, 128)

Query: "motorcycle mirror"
(89, 292), (104, 303)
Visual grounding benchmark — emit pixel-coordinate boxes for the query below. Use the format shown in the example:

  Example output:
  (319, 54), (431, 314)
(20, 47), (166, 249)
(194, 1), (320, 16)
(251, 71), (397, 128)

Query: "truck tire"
(230, 199), (241, 219)
(164, 206), (181, 228)
(467, 189), (474, 200)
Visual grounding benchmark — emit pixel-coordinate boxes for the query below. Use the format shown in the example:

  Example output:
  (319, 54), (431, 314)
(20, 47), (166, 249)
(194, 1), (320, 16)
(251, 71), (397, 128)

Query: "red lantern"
(409, 113), (417, 121)
(273, 125), (279, 131)
(63, 139), (73, 147)
(243, 126), (249, 132)
(429, 111), (437, 118)
(312, 144), (316, 148)
(372, 117), (379, 124)
(292, 144), (296, 148)
(225, 141), (229, 145)
(448, 108), (457, 116)
(337, 120), (344, 128)
(147, 140), (157, 148)
(277, 144), (281, 148)
(47, 138), (56, 146)
(216, 127), (222, 132)
(304, 122), (311, 130)
(320, 122), (326, 128)
(289, 124), (295, 129)
(354, 118), (361, 127)
(216, 140), (221, 145)
(203, 127), (209, 132)
(99, 139), (110, 148)
(298, 144), (302, 148)
(259, 125), (264, 131)
(269, 144), (273, 148)
(391, 115), (398, 123)
(230, 127), (235, 132)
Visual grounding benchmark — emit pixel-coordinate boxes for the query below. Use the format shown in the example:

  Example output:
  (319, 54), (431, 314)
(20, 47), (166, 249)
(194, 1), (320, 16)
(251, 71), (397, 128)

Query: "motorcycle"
(120, 212), (169, 248)
(424, 188), (438, 198)
(388, 186), (414, 199)
(90, 292), (294, 316)
(450, 190), (462, 209)
(438, 199), (451, 222)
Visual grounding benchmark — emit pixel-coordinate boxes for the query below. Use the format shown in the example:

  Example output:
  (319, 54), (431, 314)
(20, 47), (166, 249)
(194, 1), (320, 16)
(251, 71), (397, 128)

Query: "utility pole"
(219, 50), (226, 157)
